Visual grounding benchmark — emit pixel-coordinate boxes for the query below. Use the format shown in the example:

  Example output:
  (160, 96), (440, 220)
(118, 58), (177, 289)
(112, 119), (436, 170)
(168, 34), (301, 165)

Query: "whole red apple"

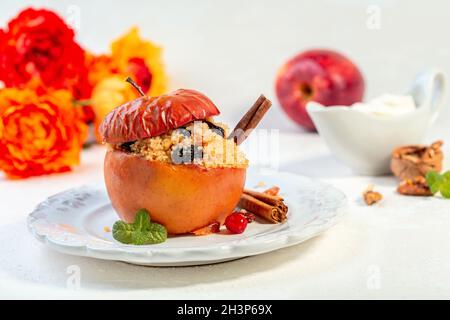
(275, 49), (365, 131)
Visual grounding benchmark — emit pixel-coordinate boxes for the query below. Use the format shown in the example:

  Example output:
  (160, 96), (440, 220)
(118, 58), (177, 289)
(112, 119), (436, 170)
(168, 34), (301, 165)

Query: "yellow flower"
(91, 76), (138, 142)
(111, 27), (167, 96)
(89, 27), (168, 142)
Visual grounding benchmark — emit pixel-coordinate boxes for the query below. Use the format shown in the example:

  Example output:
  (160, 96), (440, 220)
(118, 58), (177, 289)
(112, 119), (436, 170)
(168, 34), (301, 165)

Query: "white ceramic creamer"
(306, 70), (445, 175)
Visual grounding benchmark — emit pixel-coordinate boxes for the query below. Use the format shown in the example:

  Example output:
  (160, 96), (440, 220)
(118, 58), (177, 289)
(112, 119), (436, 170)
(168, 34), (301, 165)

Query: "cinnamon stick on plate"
(238, 189), (288, 223)
(228, 95), (272, 145)
(263, 186), (280, 196)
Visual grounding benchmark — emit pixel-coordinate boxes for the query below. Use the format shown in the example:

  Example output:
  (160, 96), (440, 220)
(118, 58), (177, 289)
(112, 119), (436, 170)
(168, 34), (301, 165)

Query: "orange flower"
(0, 88), (87, 179)
(85, 53), (118, 87)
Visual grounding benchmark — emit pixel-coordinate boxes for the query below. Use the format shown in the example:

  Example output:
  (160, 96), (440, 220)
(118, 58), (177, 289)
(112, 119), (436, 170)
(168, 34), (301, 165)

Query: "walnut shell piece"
(397, 176), (433, 196)
(390, 141), (443, 180)
(363, 185), (383, 205)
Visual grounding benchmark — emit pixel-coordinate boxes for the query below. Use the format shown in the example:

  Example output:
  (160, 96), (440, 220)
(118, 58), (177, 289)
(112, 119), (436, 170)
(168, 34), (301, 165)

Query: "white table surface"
(1, 131), (450, 300)
(1, 0), (450, 299)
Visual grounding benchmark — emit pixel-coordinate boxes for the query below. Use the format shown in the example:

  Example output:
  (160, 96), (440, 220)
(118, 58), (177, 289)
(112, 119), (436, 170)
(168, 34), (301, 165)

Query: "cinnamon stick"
(263, 186), (280, 196)
(238, 189), (288, 223)
(244, 189), (284, 203)
(229, 95), (272, 145)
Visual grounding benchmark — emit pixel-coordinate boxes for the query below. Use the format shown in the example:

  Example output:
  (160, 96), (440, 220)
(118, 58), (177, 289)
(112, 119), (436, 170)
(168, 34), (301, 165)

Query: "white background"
(1, 0), (450, 299)
(2, 0), (449, 127)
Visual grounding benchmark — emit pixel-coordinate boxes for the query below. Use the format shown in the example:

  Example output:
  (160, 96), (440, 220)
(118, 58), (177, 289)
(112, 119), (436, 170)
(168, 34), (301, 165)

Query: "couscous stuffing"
(112, 120), (248, 168)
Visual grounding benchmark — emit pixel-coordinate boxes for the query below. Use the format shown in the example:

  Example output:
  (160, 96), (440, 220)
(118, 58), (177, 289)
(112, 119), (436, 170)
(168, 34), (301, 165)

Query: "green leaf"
(112, 209), (168, 245)
(425, 171), (443, 194)
(426, 171), (440, 184)
(130, 223), (167, 245)
(443, 171), (450, 180)
(425, 170), (450, 198)
(112, 221), (134, 244)
(133, 209), (151, 230)
(440, 179), (450, 198)
(145, 223), (168, 244)
(131, 230), (150, 245)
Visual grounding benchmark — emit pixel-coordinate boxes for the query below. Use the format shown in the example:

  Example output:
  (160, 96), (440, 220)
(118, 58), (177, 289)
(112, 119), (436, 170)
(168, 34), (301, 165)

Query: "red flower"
(0, 8), (92, 102)
(127, 57), (153, 93)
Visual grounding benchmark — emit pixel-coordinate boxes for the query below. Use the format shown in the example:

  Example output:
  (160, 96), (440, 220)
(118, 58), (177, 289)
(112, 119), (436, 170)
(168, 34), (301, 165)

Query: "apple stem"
(125, 77), (146, 97)
(299, 83), (313, 99)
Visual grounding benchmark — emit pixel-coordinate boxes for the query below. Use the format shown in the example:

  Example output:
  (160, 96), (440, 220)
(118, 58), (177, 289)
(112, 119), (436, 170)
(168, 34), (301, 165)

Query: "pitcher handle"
(409, 69), (446, 124)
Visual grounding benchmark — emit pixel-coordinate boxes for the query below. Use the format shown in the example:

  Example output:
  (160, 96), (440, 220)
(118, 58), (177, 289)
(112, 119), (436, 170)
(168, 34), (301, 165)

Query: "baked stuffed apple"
(100, 79), (271, 235)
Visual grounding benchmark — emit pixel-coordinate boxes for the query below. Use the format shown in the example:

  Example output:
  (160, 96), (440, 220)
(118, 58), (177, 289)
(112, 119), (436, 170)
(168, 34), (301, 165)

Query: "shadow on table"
(0, 222), (326, 291)
(281, 154), (397, 187)
(280, 154), (353, 178)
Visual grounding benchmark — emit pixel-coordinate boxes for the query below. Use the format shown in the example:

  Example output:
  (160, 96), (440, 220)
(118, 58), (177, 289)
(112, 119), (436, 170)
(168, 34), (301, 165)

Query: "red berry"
(241, 210), (256, 223)
(225, 212), (248, 234)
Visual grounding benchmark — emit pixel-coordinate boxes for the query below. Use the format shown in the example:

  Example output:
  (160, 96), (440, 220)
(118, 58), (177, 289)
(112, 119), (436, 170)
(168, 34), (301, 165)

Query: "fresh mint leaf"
(426, 171), (443, 194)
(133, 209), (151, 230)
(131, 229), (151, 245)
(441, 179), (450, 199)
(425, 171), (450, 198)
(112, 220), (134, 244)
(130, 222), (167, 245)
(112, 209), (168, 245)
(443, 171), (450, 180)
(146, 223), (168, 244)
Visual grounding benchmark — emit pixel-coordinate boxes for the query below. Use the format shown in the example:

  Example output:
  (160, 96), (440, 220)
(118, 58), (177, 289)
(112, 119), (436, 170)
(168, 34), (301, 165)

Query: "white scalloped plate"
(27, 170), (347, 266)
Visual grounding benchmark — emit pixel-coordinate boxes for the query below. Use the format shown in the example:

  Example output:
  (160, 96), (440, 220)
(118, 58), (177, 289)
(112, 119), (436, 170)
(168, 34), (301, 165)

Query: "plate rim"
(27, 171), (348, 265)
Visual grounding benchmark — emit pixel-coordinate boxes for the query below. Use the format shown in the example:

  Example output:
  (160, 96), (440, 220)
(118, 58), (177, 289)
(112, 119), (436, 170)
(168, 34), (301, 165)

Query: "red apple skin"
(104, 149), (246, 235)
(275, 49), (365, 131)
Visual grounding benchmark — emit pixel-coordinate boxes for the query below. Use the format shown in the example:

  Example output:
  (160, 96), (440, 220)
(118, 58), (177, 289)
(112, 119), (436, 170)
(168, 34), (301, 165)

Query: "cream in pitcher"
(306, 70), (445, 175)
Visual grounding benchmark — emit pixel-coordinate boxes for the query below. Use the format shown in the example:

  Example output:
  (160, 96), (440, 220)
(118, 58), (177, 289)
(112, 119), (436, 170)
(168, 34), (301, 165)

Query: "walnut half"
(390, 141), (443, 180)
(397, 176), (433, 196)
(363, 185), (383, 205)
